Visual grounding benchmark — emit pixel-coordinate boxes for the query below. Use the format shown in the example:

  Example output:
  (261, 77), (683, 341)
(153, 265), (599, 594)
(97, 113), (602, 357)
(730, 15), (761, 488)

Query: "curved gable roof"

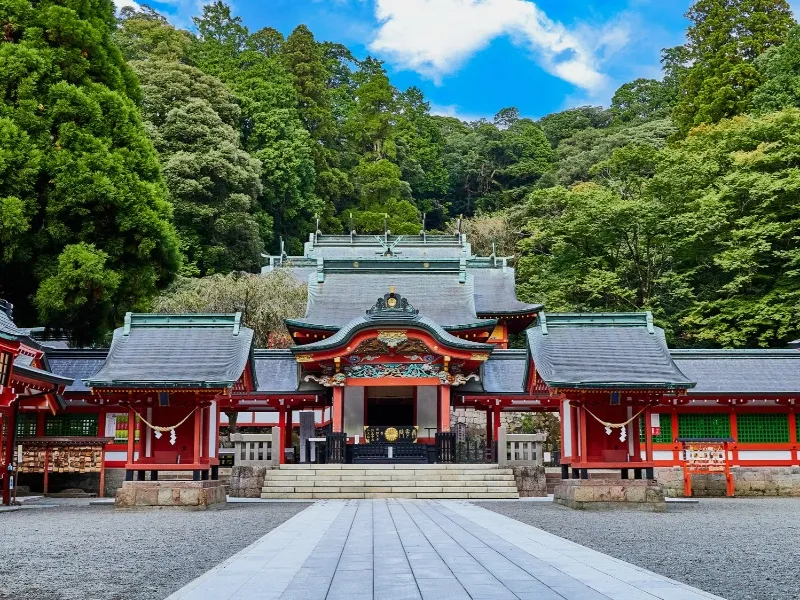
(86, 313), (254, 389)
(527, 312), (694, 390)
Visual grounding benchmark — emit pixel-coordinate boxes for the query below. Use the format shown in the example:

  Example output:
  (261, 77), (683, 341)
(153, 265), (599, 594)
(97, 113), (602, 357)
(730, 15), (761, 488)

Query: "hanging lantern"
(0, 349), (13, 387)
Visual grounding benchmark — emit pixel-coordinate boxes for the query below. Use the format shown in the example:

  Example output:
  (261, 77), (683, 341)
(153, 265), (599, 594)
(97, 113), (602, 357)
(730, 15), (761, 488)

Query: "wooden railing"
(231, 431), (280, 467)
(497, 427), (545, 467)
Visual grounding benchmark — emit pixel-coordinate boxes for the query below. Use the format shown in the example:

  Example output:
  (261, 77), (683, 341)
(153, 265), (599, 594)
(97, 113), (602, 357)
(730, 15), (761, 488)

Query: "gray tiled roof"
(303, 272), (484, 328)
(254, 350), (300, 392)
(482, 350), (528, 393)
(303, 234), (469, 260)
(47, 350), (107, 392)
(0, 310), (26, 339)
(672, 350), (800, 394)
(527, 312), (695, 390)
(469, 267), (541, 315)
(12, 361), (73, 387)
(86, 313), (254, 388)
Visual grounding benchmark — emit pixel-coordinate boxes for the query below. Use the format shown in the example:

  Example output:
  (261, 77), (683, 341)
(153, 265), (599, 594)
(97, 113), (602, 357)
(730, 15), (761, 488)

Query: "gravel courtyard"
(479, 497), (800, 600)
(0, 499), (310, 600)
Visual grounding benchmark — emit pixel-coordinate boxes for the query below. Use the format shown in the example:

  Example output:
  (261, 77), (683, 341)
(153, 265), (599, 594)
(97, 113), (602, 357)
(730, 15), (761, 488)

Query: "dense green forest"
(1, 0), (799, 349)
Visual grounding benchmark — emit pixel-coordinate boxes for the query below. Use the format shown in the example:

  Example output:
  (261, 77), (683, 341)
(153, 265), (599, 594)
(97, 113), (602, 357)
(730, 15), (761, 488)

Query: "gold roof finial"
(389, 285), (396, 294)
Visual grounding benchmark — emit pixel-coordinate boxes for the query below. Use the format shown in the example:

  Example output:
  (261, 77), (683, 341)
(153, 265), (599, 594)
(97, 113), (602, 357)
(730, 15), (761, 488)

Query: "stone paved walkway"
(166, 500), (724, 600)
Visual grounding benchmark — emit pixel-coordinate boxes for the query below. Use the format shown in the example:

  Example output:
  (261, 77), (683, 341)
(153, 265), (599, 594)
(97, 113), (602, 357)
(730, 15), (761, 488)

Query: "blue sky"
(121, 0), (799, 121)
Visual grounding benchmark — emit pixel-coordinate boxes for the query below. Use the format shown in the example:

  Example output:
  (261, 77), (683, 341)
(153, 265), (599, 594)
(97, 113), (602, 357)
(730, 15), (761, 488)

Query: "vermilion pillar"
(493, 404), (501, 442)
(284, 408), (294, 463)
(438, 386), (451, 432)
(332, 387), (344, 433)
(2, 406), (16, 506)
(278, 406), (286, 464)
(644, 406), (654, 464)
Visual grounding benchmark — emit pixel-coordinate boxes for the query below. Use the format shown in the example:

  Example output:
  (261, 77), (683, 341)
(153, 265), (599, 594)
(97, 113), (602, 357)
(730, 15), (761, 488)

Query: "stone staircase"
(260, 464), (519, 499)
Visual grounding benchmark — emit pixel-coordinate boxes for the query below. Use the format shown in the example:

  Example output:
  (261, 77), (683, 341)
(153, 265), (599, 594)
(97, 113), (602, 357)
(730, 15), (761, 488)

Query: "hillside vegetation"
(0, 0), (798, 348)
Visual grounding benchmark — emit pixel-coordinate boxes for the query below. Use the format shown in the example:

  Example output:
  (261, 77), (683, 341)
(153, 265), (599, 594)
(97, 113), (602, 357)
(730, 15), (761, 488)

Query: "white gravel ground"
(0, 498), (310, 600)
(478, 497), (800, 600)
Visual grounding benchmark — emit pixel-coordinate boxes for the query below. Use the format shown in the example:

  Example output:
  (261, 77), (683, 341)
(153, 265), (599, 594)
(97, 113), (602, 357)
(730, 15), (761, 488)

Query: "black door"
(366, 397), (413, 426)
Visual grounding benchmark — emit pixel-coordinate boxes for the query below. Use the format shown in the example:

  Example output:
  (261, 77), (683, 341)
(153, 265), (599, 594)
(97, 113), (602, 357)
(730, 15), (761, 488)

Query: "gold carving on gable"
(396, 339), (432, 354)
(471, 353), (490, 361)
(377, 330), (408, 348)
(295, 354), (314, 363)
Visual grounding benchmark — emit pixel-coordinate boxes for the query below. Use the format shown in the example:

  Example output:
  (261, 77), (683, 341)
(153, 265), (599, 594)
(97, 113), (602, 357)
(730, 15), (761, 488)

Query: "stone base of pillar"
(115, 480), (226, 510)
(553, 478), (665, 512)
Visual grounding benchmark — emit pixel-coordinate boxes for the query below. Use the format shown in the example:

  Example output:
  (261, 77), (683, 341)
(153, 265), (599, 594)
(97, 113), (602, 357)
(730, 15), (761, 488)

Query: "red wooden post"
(644, 406), (654, 464)
(671, 410), (680, 464)
(193, 406), (201, 467)
(578, 404), (588, 466)
(278, 406), (286, 465)
(789, 409), (797, 466)
(493, 404), (501, 442)
(285, 408), (294, 463)
(729, 410), (739, 466)
(99, 443), (106, 499)
(439, 386), (451, 432)
(126, 408), (135, 467)
(332, 387), (343, 433)
(2, 407), (17, 505)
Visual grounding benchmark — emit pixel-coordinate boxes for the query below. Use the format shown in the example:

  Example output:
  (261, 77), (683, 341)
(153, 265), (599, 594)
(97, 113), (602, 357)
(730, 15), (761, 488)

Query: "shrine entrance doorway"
(366, 397), (413, 426)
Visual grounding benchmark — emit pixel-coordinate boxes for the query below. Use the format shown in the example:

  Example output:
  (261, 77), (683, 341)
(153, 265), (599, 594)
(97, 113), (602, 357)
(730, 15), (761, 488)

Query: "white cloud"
(369, 0), (630, 94)
(113, 0), (141, 11)
(429, 103), (492, 122)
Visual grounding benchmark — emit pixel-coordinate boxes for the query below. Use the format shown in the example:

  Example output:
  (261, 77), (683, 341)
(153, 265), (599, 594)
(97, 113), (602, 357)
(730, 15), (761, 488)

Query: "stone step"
(263, 473), (515, 482)
(277, 464), (505, 470)
(259, 491), (520, 500)
(262, 479), (516, 487)
(268, 469), (514, 477)
(262, 479), (516, 488)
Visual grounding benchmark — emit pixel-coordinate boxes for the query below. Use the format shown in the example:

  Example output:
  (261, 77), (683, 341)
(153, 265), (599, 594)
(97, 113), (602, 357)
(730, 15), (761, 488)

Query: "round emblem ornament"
(387, 297), (397, 308)
(384, 427), (399, 442)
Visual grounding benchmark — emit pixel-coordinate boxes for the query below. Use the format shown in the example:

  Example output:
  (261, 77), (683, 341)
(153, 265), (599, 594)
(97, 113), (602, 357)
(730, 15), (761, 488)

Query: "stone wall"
(450, 408), (525, 435)
(511, 466), (547, 497)
(229, 465), (270, 498)
(657, 466), (800, 497)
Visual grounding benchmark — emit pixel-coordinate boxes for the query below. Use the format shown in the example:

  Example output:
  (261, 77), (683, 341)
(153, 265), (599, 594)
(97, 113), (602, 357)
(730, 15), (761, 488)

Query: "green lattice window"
(16, 413), (38, 438)
(639, 415), (673, 444)
(45, 414), (98, 437)
(737, 413), (789, 444)
(678, 413), (731, 439)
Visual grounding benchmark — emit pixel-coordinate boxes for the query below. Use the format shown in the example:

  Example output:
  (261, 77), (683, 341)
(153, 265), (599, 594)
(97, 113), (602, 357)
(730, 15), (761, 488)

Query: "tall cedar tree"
(673, 0), (794, 133)
(0, 0), (180, 343)
(192, 2), (321, 254)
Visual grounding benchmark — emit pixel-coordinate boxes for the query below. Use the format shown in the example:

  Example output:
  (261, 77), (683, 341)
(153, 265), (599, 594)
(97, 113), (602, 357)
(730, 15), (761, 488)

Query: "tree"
(536, 106), (613, 148)
(114, 5), (192, 62)
(554, 118), (676, 186)
(610, 78), (673, 122)
(0, 0), (180, 343)
(752, 25), (800, 112)
(349, 159), (419, 234)
(192, 2), (321, 254)
(673, 0), (794, 133)
(152, 270), (308, 347)
(131, 59), (265, 275)
(652, 109), (800, 347)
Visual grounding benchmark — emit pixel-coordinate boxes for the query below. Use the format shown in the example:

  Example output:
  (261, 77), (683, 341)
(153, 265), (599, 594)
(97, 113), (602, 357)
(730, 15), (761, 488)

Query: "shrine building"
(2, 231), (800, 504)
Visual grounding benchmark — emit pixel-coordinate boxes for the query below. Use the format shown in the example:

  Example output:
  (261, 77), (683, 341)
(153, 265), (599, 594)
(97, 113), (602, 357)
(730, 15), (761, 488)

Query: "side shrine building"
(2, 232), (800, 504)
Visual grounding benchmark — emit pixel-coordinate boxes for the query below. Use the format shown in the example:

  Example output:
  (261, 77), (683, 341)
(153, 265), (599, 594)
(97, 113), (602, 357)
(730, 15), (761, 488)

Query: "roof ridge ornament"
(366, 287), (419, 320)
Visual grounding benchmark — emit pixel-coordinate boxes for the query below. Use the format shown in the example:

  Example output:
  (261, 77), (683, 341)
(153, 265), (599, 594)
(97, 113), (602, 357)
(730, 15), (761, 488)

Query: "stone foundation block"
(511, 466), (547, 497)
(229, 466), (269, 498)
(554, 478), (665, 512)
(115, 481), (226, 509)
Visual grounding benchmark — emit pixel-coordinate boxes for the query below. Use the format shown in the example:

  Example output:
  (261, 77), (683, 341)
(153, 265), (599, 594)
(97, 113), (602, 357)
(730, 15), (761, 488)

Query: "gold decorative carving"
(471, 353), (490, 361)
(384, 427), (399, 442)
(377, 330), (408, 348)
(295, 354), (314, 363)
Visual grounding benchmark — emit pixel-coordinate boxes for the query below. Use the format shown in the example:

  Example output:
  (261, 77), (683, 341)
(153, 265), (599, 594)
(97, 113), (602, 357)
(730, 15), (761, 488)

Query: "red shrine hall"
(2, 233), (800, 504)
